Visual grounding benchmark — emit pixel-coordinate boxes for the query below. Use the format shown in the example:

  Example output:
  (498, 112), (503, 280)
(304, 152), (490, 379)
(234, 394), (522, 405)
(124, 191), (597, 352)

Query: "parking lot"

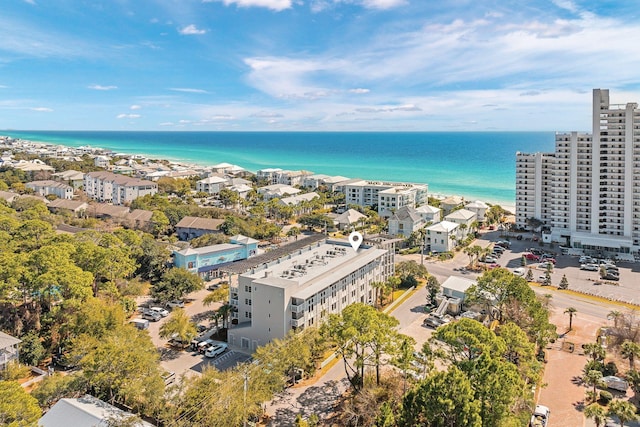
(482, 234), (640, 305)
(134, 284), (252, 383)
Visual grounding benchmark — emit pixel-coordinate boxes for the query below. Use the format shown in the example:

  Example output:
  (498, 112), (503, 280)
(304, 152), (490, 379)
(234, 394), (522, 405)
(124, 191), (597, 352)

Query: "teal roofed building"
(172, 235), (258, 280)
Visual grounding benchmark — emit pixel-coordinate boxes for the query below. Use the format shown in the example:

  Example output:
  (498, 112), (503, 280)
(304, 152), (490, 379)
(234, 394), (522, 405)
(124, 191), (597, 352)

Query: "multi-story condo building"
(335, 179), (428, 215)
(227, 238), (393, 351)
(516, 89), (640, 257)
(84, 171), (157, 205)
(26, 180), (74, 199)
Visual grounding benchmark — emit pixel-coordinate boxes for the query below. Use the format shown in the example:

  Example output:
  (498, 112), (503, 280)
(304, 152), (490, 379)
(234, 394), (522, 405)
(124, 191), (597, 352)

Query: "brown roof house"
(175, 216), (224, 241)
(47, 199), (89, 217)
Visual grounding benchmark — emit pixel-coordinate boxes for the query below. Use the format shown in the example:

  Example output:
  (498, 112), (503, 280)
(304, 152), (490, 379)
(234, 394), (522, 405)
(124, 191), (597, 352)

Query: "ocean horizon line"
(3, 130), (554, 209)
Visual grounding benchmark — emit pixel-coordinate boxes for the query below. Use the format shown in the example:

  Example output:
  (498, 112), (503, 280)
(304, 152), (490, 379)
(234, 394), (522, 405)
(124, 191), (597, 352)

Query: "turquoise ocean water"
(2, 131), (555, 207)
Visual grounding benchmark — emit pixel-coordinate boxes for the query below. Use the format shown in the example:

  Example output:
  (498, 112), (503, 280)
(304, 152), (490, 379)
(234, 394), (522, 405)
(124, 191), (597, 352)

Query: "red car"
(524, 253), (540, 261)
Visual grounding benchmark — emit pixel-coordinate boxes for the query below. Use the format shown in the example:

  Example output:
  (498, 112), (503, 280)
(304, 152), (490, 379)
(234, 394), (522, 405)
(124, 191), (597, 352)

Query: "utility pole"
(243, 368), (249, 427)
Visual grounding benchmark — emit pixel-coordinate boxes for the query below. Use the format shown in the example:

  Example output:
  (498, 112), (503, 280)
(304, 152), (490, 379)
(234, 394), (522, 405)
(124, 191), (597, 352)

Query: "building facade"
(173, 235), (258, 279)
(83, 171), (157, 205)
(26, 180), (74, 199)
(227, 238), (392, 351)
(516, 89), (640, 257)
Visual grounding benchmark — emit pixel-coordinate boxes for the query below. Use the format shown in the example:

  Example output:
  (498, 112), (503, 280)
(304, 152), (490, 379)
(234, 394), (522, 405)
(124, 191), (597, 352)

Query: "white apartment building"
(227, 238), (393, 351)
(195, 175), (227, 195)
(516, 89), (640, 257)
(336, 180), (428, 215)
(84, 171), (157, 205)
(26, 180), (74, 199)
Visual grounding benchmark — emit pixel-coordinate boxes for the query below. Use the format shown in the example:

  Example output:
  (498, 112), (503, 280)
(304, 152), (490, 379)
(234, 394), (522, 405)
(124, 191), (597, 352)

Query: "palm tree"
(608, 310), (623, 328)
(584, 403), (607, 427)
(608, 399), (639, 427)
(620, 340), (640, 370)
(159, 307), (197, 346)
(583, 369), (604, 400)
(565, 307), (577, 331)
(370, 281), (386, 308)
(583, 342), (606, 362)
(217, 304), (233, 329)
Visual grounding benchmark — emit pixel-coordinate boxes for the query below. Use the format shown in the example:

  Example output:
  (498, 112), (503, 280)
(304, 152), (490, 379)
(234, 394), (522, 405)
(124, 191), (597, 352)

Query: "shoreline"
(1, 133), (516, 213)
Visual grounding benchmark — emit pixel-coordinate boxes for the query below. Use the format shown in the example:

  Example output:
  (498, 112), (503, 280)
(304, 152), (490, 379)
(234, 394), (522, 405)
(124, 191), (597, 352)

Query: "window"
(188, 261), (195, 269)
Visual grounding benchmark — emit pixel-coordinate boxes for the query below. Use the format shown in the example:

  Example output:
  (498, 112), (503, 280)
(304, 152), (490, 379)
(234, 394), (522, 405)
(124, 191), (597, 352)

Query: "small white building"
(387, 206), (425, 238)
(26, 180), (74, 199)
(195, 175), (228, 195)
(465, 200), (489, 222)
(257, 184), (300, 201)
(93, 155), (111, 168)
(415, 205), (442, 224)
(444, 208), (477, 239)
(426, 220), (459, 253)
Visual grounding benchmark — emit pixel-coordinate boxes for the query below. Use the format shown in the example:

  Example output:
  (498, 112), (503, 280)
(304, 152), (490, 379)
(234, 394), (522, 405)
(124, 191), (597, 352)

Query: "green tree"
(542, 269), (552, 286)
(0, 381), (42, 427)
(526, 268), (534, 282)
(18, 332), (46, 366)
(190, 233), (228, 248)
(565, 307), (577, 331)
(608, 399), (639, 427)
(217, 303), (233, 329)
(558, 274), (569, 289)
(32, 372), (86, 411)
(584, 403), (608, 427)
(151, 267), (203, 303)
(159, 307), (197, 346)
(620, 340), (640, 371)
(425, 275), (440, 306)
(218, 188), (240, 209)
(625, 369), (640, 396)
(583, 369), (604, 401)
(608, 310), (623, 328)
(150, 210), (170, 236)
(583, 342), (606, 363)
(136, 235), (169, 283)
(400, 366), (481, 427)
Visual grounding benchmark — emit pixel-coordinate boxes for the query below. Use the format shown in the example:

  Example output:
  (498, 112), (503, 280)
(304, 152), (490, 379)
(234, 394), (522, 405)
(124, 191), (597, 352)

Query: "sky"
(1, 0), (640, 131)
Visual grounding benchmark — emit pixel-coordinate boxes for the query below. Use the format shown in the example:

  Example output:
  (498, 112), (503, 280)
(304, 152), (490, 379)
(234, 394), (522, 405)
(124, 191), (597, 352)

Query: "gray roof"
(391, 206), (421, 222)
(0, 331), (21, 349)
(39, 395), (154, 427)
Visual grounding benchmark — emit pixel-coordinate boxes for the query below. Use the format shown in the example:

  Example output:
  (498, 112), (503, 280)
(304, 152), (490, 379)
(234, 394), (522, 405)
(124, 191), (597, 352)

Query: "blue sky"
(1, 0), (639, 131)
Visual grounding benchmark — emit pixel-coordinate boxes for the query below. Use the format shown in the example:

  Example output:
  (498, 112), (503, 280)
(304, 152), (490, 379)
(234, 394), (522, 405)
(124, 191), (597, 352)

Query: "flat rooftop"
(245, 240), (387, 300)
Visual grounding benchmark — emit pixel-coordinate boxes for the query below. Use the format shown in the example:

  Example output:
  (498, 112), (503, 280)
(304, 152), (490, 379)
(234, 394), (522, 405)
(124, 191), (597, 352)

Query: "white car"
(150, 306), (169, 317)
(580, 263), (599, 271)
(579, 256), (592, 263)
(537, 262), (553, 270)
(530, 404), (550, 427)
(205, 343), (228, 358)
(513, 267), (525, 277)
(166, 300), (185, 308)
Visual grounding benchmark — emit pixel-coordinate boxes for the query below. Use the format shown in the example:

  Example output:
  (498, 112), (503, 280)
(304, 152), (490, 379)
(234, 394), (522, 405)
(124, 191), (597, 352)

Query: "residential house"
(0, 190), (18, 204)
(425, 220), (459, 253)
(0, 331), (21, 370)
(39, 395), (155, 427)
(93, 155), (111, 168)
(47, 199), (89, 217)
(437, 276), (477, 315)
(387, 206), (425, 238)
(440, 195), (465, 215)
(336, 179), (428, 214)
(88, 203), (130, 220)
(279, 192), (319, 209)
(26, 180), (74, 199)
(256, 168), (283, 184)
(12, 159), (54, 173)
(195, 175), (227, 195)
(172, 235), (258, 280)
(415, 205), (441, 224)
(465, 200), (489, 223)
(53, 170), (85, 189)
(175, 216), (225, 241)
(257, 184), (300, 201)
(444, 208), (477, 239)
(84, 171), (157, 205)
(331, 208), (366, 231)
(228, 238), (391, 351)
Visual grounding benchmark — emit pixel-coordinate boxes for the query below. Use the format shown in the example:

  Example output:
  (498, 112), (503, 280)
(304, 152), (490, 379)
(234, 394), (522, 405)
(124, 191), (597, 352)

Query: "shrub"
(599, 390), (613, 404)
(603, 361), (618, 377)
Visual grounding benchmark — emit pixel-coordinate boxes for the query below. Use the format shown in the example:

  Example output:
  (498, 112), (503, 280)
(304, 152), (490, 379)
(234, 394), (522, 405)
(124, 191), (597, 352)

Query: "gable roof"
(416, 205), (441, 214)
(39, 395), (154, 427)
(390, 206), (421, 222)
(47, 199), (88, 211)
(0, 331), (21, 349)
(175, 216), (224, 231)
(445, 208), (477, 221)
(466, 200), (489, 209)
(426, 220), (459, 233)
(230, 234), (259, 245)
(441, 276), (476, 294)
(441, 195), (464, 205)
(334, 209), (366, 225)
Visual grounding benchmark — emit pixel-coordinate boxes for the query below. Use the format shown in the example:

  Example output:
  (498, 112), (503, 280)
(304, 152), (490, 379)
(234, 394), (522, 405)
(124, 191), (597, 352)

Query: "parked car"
(166, 300), (185, 309)
(423, 317), (442, 329)
(540, 257), (556, 264)
(529, 248), (543, 255)
(601, 272), (620, 281)
(492, 246), (505, 253)
(537, 262), (553, 270)
(150, 306), (169, 317)
(482, 256), (498, 263)
(197, 339), (216, 353)
(525, 253), (540, 261)
(205, 343), (228, 358)
(530, 404), (550, 427)
(602, 376), (628, 392)
(129, 318), (150, 330)
(513, 267), (526, 277)
(579, 256), (593, 263)
(580, 263), (599, 271)
(495, 240), (511, 248)
(142, 311), (162, 322)
(207, 283), (220, 291)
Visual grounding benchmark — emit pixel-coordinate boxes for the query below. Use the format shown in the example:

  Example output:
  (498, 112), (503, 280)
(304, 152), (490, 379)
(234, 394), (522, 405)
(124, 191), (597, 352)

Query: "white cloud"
(117, 113), (141, 119)
(251, 111), (284, 118)
(349, 88), (370, 94)
(31, 107), (52, 112)
(355, 104), (421, 113)
(88, 84), (117, 91)
(170, 88), (209, 94)
(130, 105), (142, 110)
(203, 0), (292, 12)
(178, 24), (207, 35)
(23, 0), (36, 4)
(359, 0), (406, 10)
(159, 122), (174, 126)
